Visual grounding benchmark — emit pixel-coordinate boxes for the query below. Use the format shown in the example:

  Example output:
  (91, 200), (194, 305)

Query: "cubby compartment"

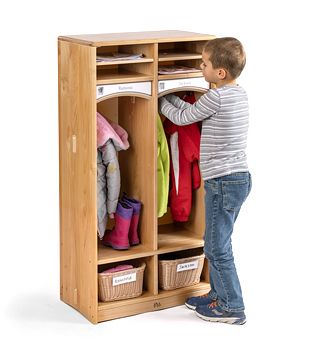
(157, 88), (207, 254)
(158, 40), (207, 80)
(96, 44), (154, 85)
(158, 40), (207, 61)
(158, 248), (204, 290)
(97, 95), (157, 264)
(158, 59), (202, 80)
(97, 256), (159, 320)
(97, 43), (154, 63)
(97, 64), (154, 85)
(98, 256), (155, 301)
(98, 262), (146, 302)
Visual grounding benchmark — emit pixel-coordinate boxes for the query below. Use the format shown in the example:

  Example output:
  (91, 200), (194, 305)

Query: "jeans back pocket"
(222, 176), (251, 211)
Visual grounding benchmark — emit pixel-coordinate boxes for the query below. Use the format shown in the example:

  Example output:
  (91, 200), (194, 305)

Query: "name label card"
(97, 81), (152, 99)
(158, 77), (209, 95)
(176, 260), (199, 272)
(112, 273), (136, 286)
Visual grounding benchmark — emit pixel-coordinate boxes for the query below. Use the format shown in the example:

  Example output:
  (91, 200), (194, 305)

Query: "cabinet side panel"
(58, 40), (97, 323)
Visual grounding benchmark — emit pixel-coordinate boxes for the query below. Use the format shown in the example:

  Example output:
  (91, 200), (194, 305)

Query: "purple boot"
(122, 194), (142, 246)
(102, 201), (133, 250)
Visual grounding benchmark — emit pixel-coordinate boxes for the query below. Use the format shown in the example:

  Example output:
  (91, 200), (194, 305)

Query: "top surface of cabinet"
(58, 30), (214, 46)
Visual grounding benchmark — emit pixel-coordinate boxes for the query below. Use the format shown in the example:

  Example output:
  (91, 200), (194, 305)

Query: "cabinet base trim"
(97, 283), (210, 323)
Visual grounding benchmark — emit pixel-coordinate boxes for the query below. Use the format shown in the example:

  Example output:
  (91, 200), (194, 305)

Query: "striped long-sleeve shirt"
(159, 85), (249, 180)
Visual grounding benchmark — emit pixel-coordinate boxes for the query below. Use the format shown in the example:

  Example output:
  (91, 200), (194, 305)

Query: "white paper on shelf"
(158, 65), (200, 75)
(96, 53), (144, 62)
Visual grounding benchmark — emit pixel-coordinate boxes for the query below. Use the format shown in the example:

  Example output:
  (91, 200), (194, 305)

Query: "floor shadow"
(7, 292), (87, 324)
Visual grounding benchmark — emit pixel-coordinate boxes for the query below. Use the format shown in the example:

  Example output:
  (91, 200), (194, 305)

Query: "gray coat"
(97, 142), (120, 239)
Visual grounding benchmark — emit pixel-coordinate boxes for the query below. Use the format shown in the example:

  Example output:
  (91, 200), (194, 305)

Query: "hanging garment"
(163, 93), (201, 222)
(97, 112), (129, 239)
(157, 114), (170, 217)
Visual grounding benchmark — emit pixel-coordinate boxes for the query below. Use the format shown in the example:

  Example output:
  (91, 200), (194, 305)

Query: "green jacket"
(157, 115), (170, 217)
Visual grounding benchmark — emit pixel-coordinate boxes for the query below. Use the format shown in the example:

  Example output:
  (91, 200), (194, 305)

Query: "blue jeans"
(204, 172), (252, 312)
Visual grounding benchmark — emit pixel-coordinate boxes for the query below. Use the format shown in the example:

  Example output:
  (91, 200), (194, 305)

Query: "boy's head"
(203, 37), (246, 81)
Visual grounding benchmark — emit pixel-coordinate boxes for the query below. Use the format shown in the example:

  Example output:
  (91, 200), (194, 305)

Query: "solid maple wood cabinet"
(58, 30), (214, 323)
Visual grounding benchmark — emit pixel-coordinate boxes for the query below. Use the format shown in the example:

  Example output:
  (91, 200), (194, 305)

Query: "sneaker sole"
(185, 302), (197, 310)
(196, 311), (246, 325)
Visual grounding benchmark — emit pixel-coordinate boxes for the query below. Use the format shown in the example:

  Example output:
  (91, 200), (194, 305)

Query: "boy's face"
(201, 51), (226, 85)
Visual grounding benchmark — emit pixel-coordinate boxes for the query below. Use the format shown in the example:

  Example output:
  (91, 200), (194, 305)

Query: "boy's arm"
(159, 90), (220, 125)
(165, 94), (191, 110)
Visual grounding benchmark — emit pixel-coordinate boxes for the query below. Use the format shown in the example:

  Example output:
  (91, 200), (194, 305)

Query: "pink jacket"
(97, 112), (129, 150)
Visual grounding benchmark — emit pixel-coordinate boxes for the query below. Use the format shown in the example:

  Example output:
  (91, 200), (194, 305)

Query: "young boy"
(159, 37), (251, 325)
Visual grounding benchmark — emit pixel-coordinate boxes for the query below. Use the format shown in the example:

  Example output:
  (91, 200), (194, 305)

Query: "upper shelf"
(158, 52), (202, 62)
(97, 69), (153, 85)
(98, 243), (155, 265)
(58, 30), (215, 46)
(96, 57), (153, 66)
(158, 71), (203, 80)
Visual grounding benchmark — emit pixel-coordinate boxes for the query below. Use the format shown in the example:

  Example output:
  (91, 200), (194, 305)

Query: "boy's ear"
(217, 68), (227, 79)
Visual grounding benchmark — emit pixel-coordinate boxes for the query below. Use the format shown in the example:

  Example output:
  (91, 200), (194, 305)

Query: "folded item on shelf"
(158, 65), (200, 75)
(101, 264), (134, 274)
(96, 53), (144, 62)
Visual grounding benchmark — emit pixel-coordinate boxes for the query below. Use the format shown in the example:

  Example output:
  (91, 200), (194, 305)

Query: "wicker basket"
(98, 263), (146, 302)
(159, 251), (205, 290)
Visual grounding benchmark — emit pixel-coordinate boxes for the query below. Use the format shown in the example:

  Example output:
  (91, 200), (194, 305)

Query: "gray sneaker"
(195, 304), (246, 325)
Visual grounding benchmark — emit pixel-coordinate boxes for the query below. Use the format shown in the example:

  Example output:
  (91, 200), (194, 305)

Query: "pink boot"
(102, 201), (133, 250)
(122, 194), (142, 246)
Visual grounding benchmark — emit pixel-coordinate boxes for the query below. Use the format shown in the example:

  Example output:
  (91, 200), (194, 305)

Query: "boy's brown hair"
(204, 37), (246, 79)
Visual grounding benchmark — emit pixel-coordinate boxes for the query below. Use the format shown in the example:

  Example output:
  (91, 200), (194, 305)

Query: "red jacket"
(163, 94), (201, 222)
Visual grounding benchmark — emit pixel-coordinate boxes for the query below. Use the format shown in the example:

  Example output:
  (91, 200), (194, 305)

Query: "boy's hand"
(159, 96), (166, 105)
(159, 96), (167, 113)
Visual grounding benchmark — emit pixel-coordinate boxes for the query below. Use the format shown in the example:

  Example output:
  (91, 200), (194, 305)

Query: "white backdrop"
(1, 0), (319, 359)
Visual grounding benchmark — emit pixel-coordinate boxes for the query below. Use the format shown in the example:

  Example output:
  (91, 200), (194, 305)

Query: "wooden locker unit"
(58, 30), (214, 324)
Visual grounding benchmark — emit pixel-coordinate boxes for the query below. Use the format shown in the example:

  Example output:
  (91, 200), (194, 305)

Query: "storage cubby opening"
(96, 44), (154, 84)
(159, 59), (202, 69)
(97, 96), (156, 252)
(98, 257), (150, 303)
(157, 89), (205, 247)
(158, 247), (203, 261)
(97, 63), (154, 84)
(158, 59), (203, 80)
(157, 221), (204, 254)
(97, 44), (154, 63)
(158, 248), (205, 291)
(158, 40), (207, 61)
